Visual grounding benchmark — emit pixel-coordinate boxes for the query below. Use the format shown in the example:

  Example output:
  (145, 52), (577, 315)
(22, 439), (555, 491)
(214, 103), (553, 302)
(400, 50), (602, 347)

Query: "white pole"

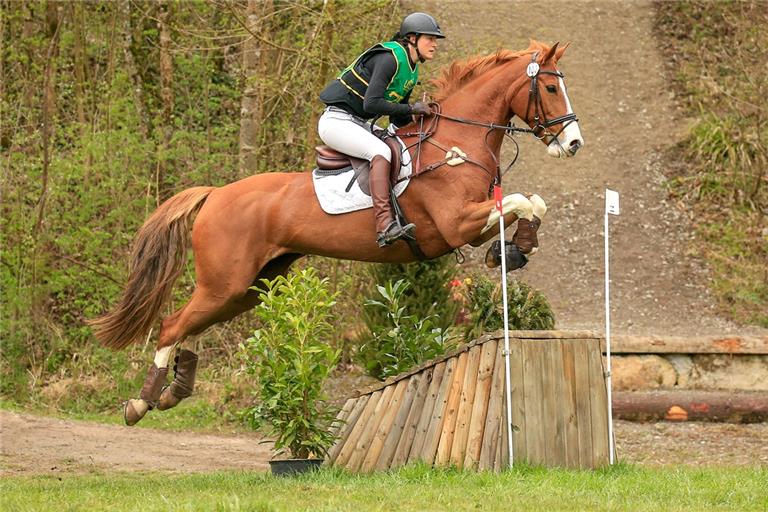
(604, 189), (619, 465)
(495, 186), (514, 468)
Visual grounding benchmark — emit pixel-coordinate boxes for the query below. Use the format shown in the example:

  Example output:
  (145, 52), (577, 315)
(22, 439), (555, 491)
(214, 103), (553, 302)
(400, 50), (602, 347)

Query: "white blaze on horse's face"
(547, 75), (584, 159)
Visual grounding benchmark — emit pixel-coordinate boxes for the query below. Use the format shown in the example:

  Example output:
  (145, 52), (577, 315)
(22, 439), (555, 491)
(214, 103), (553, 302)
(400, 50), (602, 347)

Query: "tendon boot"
(511, 216), (541, 254)
(370, 155), (414, 247)
(124, 363), (169, 426)
(157, 349), (198, 411)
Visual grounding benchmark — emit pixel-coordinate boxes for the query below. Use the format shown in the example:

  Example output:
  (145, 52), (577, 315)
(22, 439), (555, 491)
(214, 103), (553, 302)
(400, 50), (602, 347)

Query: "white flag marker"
(604, 188), (619, 464)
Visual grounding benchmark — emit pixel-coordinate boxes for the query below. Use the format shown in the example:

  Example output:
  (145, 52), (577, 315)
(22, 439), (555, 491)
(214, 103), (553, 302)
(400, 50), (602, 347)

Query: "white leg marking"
(153, 345), (174, 368)
(481, 193), (533, 234)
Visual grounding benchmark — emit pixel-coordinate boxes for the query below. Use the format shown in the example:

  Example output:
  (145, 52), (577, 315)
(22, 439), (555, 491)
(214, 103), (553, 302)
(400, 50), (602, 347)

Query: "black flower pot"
(269, 458), (324, 476)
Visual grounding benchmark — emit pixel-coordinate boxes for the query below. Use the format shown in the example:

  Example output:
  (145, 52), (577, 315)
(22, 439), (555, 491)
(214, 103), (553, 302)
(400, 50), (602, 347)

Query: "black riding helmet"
(399, 12), (445, 39)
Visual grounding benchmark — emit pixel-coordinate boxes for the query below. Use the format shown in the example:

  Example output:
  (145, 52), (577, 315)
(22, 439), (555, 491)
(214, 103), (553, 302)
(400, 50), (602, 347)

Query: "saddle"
(315, 136), (403, 193)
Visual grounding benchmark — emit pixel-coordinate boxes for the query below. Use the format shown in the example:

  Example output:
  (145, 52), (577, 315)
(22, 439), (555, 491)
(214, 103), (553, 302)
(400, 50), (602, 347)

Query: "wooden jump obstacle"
(326, 331), (611, 472)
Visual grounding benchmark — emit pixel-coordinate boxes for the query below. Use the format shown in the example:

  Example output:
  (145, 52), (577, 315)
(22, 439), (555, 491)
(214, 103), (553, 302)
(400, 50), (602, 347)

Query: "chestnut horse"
(90, 41), (583, 425)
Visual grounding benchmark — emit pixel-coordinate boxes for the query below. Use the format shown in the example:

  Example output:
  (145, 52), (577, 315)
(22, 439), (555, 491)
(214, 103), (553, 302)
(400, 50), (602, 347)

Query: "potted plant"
(239, 268), (340, 475)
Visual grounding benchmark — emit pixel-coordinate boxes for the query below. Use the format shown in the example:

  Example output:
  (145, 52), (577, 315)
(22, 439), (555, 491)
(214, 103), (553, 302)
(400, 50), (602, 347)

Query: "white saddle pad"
(312, 136), (413, 215)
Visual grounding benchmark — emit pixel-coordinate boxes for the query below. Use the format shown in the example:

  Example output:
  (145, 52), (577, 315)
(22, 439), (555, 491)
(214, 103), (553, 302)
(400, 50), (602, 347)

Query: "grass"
(1, 463), (766, 512)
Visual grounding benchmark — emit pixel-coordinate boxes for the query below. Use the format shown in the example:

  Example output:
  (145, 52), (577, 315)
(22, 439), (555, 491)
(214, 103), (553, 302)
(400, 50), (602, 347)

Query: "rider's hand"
(410, 101), (432, 116)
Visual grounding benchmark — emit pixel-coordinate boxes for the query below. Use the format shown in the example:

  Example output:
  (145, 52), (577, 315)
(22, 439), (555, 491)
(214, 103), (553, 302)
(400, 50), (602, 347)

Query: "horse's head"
(511, 41), (584, 158)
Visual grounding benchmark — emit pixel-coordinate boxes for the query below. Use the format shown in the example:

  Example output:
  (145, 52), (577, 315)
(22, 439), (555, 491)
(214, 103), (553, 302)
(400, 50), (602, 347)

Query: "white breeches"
(318, 107), (391, 162)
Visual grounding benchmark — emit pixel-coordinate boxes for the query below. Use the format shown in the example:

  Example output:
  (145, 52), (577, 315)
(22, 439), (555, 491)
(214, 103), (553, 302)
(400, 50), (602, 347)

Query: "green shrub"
(238, 268), (340, 459)
(452, 273), (555, 339)
(358, 279), (457, 380)
(363, 256), (459, 332)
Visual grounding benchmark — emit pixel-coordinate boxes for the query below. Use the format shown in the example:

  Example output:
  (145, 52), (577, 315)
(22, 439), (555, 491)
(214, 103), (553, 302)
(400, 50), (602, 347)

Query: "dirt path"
(2, 410), (765, 475)
(0, 410), (272, 475)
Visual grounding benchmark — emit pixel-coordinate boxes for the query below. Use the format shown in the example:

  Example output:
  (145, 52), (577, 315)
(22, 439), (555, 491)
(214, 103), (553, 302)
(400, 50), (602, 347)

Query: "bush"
(363, 256), (459, 332)
(358, 279), (457, 380)
(451, 273), (555, 339)
(238, 268), (340, 459)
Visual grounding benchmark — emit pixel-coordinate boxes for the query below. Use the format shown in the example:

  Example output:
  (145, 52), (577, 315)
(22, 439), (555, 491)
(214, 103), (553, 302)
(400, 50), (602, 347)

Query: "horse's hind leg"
(124, 253), (302, 425)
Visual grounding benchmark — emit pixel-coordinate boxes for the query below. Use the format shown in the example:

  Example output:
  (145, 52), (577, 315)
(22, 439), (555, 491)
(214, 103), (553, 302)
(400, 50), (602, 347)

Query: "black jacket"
(320, 50), (414, 127)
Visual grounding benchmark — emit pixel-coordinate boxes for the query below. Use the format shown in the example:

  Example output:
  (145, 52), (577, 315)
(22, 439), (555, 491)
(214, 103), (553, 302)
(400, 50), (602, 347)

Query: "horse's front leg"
(460, 193), (547, 248)
(459, 193), (547, 269)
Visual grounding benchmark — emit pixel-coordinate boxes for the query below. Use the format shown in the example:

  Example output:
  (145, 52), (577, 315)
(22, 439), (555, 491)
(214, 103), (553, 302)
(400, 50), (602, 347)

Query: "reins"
(393, 51), (578, 195)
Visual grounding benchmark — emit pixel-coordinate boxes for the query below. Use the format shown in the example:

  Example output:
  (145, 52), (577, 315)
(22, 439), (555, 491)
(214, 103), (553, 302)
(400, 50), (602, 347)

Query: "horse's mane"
(432, 40), (551, 102)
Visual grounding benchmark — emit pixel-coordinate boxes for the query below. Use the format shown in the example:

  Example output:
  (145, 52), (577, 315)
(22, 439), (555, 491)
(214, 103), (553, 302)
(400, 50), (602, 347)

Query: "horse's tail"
(89, 186), (215, 350)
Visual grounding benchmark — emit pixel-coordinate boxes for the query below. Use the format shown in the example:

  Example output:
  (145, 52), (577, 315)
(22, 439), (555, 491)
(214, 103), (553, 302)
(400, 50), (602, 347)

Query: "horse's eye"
(546, 85), (557, 93)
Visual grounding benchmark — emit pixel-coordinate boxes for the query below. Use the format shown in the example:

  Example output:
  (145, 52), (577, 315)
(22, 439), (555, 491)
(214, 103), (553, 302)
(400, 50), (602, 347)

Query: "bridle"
(524, 52), (578, 145)
(397, 52), (579, 191)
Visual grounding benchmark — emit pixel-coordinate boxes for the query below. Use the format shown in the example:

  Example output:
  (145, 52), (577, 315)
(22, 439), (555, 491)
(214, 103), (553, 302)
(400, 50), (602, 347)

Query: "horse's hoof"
(485, 240), (502, 268)
(124, 398), (149, 426)
(484, 240), (528, 271)
(156, 386), (181, 411)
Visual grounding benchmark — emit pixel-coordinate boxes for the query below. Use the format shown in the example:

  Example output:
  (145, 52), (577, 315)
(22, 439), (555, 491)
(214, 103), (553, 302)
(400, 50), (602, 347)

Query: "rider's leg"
(318, 109), (414, 246)
(369, 155), (415, 247)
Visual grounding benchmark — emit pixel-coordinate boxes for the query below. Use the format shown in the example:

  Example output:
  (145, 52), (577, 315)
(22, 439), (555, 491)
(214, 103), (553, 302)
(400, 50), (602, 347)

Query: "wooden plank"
(450, 345), (483, 468)
(375, 375), (423, 471)
(354, 335), (495, 396)
(509, 337), (526, 464)
(587, 338), (610, 468)
(333, 391), (379, 467)
(560, 339), (581, 469)
(391, 369), (431, 468)
(419, 357), (456, 464)
(522, 340), (545, 465)
(346, 385), (395, 472)
(409, 362), (446, 461)
(362, 378), (409, 472)
(326, 398), (356, 462)
(478, 339), (505, 471)
(609, 335), (768, 355)
(488, 330), (599, 340)
(435, 351), (469, 466)
(545, 339), (567, 467)
(464, 339), (497, 470)
(497, 378), (509, 472)
(573, 340), (594, 468)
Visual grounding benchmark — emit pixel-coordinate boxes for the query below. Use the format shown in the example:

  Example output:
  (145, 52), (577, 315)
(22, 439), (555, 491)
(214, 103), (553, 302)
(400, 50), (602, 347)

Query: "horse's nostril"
(569, 139), (582, 154)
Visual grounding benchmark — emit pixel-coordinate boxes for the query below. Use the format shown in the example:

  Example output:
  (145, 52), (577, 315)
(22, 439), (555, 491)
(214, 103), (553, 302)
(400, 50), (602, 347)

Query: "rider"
(318, 12), (444, 247)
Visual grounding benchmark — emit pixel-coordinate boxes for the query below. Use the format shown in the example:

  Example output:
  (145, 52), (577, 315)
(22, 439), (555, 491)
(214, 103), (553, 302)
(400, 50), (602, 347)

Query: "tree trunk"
(35, 0), (63, 236)
(238, 0), (271, 175)
(157, 0), (174, 201)
(119, 0), (149, 138)
(71, 1), (88, 127)
(304, 0), (334, 168)
(612, 390), (768, 423)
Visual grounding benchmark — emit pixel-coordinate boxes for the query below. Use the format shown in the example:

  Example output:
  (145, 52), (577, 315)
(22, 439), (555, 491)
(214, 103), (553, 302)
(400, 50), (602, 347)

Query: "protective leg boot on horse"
(512, 216), (542, 254)
(157, 349), (198, 411)
(370, 155), (414, 247)
(124, 363), (169, 426)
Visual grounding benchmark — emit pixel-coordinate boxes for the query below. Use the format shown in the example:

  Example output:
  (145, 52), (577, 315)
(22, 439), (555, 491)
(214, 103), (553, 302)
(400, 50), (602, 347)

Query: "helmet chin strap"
(407, 36), (425, 63)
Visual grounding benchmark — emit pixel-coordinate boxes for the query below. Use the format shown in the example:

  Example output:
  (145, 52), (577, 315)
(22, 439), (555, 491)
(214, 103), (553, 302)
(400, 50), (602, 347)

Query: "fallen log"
(612, 390), (768, 423)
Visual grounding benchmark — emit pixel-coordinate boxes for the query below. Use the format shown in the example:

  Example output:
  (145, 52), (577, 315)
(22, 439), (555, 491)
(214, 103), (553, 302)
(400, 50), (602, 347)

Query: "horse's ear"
(543, 42), (560, 63)
(555, 42), (570, 62)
